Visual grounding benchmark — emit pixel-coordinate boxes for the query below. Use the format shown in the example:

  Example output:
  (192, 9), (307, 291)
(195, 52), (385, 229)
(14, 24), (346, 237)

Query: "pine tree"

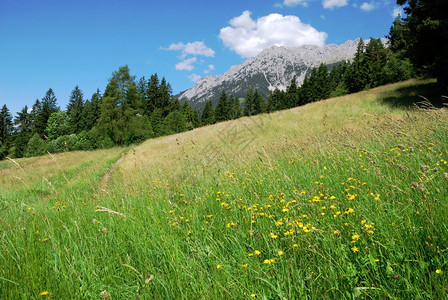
(286, 76), (299, 108)
(0, 104), (13, 144)
(252, 89), (265, 115)
(243, 88), (254, 116)
(230, 96), (242, 119)
(395, 0), (448, 90)
(181, 100), (195, 130)
(67, 85), (84, 134)
(146, 73), (159, 115)
(12, 106), (33, 158)
(81, 89), (102, 131)
(34, 88), (59, 137)
(150, 108), (166, 136)
(201, 100), (215, 125)
(215, 91), (230, 122)
(364, 39), (387, 88)
(159, 77), (173, 116)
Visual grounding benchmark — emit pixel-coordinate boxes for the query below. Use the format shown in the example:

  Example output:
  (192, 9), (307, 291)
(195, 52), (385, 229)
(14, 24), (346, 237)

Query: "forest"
(0, 0), (446, 160)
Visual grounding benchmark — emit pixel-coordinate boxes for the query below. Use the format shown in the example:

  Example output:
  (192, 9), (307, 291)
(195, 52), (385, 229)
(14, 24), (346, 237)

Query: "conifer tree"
(230, 96), (242, 119)
(286, 76), (299, 108)
(0, 104), (12, 144)
(215, 91), (230, 122)
(252, 89), (265, 115)
(243, 88), (254, 116)
(150, 108), (166, 136)
(146, 73), (159, 115)
(201, 100), (215, 125)
(12, 106), (33, 158)
(67, 85), (84, 134)
(34, 88), (59, 137)
(81, 89), (102, 131)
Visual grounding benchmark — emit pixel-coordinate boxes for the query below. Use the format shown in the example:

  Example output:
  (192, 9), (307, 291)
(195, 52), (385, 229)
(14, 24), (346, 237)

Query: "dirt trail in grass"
(97, 148), (132, 194)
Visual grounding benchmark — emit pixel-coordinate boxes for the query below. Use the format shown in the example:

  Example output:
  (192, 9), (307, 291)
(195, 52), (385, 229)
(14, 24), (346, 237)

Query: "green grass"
(1, 80), (448, 299)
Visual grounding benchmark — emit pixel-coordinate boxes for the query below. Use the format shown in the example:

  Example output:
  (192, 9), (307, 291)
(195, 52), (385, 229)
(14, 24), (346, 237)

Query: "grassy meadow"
(1, 79), (448, 299)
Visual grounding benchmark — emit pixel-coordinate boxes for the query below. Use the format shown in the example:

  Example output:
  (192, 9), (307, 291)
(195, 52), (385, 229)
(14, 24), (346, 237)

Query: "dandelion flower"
(436, 269), (442, 274)
(217, 264), (222, 269)
(242, 264), (248, 268)
(251, 294), (256, 298)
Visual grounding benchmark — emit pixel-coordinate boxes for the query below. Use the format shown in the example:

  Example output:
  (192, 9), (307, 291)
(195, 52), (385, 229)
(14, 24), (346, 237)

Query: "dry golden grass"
(109, 79), (440, 190)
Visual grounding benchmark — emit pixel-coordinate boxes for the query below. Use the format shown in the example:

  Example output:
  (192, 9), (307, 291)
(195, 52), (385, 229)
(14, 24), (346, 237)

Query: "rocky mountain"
(177, 38), (388, 109)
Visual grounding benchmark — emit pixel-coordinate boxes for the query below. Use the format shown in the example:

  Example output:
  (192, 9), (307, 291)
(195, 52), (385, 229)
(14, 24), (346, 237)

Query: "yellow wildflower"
(40, 291), (49, 297)
(351, 246), (359, 252)
(436, 269), (442, 274)
(254, 250), (261, 256)
(278, 250), (284, 256)
(217, 264), (222, 269)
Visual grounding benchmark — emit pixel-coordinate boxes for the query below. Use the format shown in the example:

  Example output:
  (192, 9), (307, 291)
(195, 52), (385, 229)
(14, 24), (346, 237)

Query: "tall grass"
(1, 80), (447, 299)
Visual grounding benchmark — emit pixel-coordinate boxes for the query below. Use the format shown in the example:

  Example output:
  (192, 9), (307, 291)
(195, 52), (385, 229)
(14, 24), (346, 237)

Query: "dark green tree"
(164, 110), (187, 134)
(215, 91), (230, 122)
(150, 108), (166, 136)
(395, 0), (448, 90)
(0, 104), (12, 144)
(34, 88), (59, 137)
(10, 106), (33, 158)
(66, 85), (84, 134)
(243, 88), (254, 116)
(285, 76), (299, 108)
(0, 105), (13, 159)
(230, 96), (242, 119)
(81, 89), (102, 131)
(25, 133), (46, 157)
(252, 89), (265, 115)
(201, 100), (215, 125)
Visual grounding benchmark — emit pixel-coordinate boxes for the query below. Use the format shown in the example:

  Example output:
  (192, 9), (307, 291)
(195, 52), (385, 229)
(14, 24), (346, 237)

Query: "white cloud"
(175, 57), (197, 71)
(283, 0), (309, 7)
(219, 11), (327, 58)
(392, 6), (403, 18)
(203, 64), (215, 74)
(166, 41), (215, 59)
(360, 2), (376, 11)
(188, 74), (202, 83)
(322, 0), (348, 9)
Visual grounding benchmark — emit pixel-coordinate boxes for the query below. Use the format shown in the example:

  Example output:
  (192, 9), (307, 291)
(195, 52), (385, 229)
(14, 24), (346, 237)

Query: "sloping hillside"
(1, 80), (447, 299)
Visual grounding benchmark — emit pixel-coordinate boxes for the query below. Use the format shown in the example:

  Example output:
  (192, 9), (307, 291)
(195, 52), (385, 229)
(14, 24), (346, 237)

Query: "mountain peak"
(178, 38), (386, 109)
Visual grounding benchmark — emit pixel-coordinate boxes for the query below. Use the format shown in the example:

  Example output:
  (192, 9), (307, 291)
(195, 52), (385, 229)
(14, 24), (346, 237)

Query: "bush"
(25, 133), (46, 157)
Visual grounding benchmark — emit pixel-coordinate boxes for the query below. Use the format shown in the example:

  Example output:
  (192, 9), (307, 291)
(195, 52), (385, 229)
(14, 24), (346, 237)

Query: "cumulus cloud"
(204, 64), (215, 74)
(360, 2), (377, 11)
(322, 0), (348, 9)
(188, 74), (202, 83)
(392, 6), (403, 18)
(175, 57), (197, 71)
(283, 0), (309, 7)
(165, 41), (215, 59)
(219, 11), (327, 58)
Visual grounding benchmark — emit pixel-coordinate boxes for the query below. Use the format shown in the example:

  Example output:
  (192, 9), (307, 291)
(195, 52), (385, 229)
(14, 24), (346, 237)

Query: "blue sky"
(0, 0), (404, 115)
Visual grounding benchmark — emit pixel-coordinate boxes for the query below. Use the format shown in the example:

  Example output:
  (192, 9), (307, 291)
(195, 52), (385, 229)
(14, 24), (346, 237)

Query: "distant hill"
(177, 38), (388, 109)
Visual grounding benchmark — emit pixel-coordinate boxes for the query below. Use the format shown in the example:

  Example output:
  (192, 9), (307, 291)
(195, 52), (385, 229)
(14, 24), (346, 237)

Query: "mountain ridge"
(178, 38), (388, 108)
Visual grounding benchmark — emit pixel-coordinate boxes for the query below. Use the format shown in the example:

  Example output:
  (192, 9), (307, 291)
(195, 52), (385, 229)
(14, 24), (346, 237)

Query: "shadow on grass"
(381, 81), (447, 109)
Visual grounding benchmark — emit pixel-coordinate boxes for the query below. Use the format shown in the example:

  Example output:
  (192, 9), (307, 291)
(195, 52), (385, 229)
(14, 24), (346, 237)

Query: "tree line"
(0, 38), (417, 160)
